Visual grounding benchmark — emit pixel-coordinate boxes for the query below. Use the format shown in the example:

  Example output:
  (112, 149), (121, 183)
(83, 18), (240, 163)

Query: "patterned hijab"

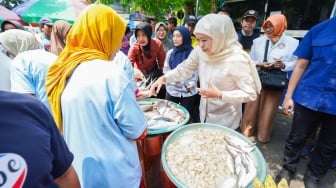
(169, 26), (193, 69)
(262, 14), (287, 41)
(0, 29), (40, 56)
(50, 20), (72, 55)
(46, 4), (126, 131)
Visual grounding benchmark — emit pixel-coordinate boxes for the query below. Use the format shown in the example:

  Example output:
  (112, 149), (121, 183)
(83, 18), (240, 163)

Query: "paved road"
(256, 112), (336, 188)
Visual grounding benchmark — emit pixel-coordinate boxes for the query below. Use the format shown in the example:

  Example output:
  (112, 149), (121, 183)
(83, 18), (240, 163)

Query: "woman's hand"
(257, 62), (273, 69)
(134, 68), (144, 82)
(273, 59), (285, 69)
(136, 90), (151, 99)
(149, 76), (166, 96)
(197, 83), (221, 99)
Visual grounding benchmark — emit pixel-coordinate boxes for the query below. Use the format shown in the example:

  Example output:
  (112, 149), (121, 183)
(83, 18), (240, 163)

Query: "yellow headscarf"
(46, 4), (126, 132)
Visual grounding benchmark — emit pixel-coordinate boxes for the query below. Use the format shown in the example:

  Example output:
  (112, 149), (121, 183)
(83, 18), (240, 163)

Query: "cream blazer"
(165, 47), (259, 129)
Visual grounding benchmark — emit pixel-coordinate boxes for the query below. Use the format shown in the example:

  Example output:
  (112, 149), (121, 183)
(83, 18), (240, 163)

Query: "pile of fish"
(138, 99), (187, 130)
(165, 127), (257, 188)
(137, 77), (156, 92)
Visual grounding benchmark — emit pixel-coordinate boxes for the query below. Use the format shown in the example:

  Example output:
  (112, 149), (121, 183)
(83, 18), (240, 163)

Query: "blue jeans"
(282, 103), (336, 181)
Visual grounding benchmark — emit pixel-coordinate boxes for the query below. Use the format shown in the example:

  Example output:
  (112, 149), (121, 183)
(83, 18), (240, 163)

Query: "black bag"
(258, 40), (288, 90)
(258, 68), (288, 90)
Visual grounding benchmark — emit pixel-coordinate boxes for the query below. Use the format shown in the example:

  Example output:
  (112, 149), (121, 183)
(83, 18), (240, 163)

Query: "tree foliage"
(119, 0), (219, 20)
(0, 0), (25, 9)
(74, 0), (219, 20)
(87, 0), (114, 5)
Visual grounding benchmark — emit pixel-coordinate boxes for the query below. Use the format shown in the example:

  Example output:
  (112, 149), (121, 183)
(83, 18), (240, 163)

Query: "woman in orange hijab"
(46, 4), (148, 187)
(241, 14), (299, 143)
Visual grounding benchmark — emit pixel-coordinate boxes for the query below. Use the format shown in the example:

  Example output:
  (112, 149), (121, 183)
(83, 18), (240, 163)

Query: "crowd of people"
(0, 3), (335, 188)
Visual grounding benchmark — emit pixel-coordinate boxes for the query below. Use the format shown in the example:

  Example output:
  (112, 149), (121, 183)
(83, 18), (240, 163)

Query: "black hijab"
(135, 22), (152, 58)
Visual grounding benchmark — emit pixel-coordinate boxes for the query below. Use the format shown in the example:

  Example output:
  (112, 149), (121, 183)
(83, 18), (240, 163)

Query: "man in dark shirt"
(237, 10), (260, 52)
(0, 91), (80, 187)
(167, 17), (177, 40)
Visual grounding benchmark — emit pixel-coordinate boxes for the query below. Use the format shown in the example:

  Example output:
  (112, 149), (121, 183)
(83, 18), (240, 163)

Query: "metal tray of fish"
(161, 123), (267, 188)
(137, 98), (190, 135)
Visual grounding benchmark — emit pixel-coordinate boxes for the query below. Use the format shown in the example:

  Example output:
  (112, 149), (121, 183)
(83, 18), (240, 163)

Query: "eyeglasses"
(157, 29), (166, 32)
(263, 25), (274, 30)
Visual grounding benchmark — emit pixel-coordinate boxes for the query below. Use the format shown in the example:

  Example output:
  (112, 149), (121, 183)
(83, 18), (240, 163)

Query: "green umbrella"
(13, 0), (90, 24)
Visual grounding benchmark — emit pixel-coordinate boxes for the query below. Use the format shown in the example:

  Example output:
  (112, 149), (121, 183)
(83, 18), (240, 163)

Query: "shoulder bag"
(258, 40), (288, 90)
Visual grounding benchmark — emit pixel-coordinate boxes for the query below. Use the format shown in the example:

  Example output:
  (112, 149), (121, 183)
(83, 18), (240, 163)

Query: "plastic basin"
(161, 123), (267, 188)
(137, 98), (190, 135)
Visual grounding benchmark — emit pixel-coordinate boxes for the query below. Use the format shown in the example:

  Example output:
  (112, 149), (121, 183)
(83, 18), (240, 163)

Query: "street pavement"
(255, 111), (336, 188)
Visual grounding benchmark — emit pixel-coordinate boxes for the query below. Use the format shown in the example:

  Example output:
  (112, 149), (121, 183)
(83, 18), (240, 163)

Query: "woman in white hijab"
(0, 29), (56, 109)
(150, 14), (261, 130)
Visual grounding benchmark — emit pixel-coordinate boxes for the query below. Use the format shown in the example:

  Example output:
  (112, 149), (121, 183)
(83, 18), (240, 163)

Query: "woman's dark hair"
(167, 17), (177, 27)
(125, 26), (130, 35)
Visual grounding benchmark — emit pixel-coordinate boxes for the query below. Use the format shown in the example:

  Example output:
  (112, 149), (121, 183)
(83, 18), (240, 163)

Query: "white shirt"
(10, 49), (57, 109)
(0, 52), (11, 91)
(250, 34), (299, 71)
(36, 32), (51, 51)
(61, 59), (147, 187)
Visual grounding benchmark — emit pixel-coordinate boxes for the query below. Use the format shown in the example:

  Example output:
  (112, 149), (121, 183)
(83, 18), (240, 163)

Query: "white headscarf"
(194, 14), (261, 93)
(0, 29), (40, 56)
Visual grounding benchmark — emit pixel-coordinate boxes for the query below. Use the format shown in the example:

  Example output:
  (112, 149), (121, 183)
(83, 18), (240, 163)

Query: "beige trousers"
(241, 89), (283, 143)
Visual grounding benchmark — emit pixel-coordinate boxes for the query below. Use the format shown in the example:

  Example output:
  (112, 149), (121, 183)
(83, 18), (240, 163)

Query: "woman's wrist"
(218, 91), (222, 100)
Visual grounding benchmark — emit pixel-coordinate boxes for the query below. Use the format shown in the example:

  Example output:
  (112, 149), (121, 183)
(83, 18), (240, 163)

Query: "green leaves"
(82, 0), (219, 21)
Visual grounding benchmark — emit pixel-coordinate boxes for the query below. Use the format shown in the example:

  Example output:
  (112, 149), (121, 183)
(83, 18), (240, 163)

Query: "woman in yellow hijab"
(46, 4), (148, 187)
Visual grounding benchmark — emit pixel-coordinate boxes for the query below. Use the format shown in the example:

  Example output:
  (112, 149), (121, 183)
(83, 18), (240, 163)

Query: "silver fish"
(238, 154), (257, 188)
